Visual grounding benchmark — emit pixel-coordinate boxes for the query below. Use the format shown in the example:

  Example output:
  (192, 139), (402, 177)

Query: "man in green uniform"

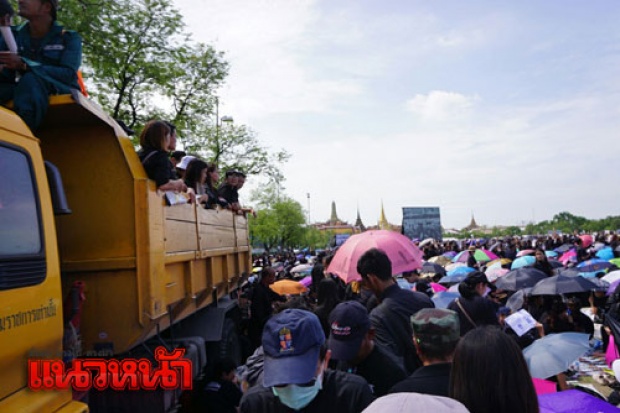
(0, 0), (82, 130)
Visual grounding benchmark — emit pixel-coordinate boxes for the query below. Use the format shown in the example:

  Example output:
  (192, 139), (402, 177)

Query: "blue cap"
(328, 301), (370, 361)
(262, 309), (325, 387)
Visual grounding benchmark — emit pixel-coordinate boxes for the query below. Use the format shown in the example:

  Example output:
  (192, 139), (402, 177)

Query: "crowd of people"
(196, 233), (620, 413)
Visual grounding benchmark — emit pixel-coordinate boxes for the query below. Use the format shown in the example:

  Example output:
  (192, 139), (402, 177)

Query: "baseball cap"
(410, 308), (460, 345)
(328, 301), (370, 361)
(262, 309), (325, 387)
(177, 155), (196, 170)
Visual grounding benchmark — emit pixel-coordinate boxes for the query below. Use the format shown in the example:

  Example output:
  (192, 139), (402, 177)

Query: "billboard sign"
(402, 207), (442, 241)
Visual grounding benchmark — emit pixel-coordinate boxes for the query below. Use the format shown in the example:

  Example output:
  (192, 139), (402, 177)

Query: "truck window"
(0, 144), (43, 257)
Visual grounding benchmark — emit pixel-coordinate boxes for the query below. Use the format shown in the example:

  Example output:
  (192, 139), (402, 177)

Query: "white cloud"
(405, 91), (479, 121)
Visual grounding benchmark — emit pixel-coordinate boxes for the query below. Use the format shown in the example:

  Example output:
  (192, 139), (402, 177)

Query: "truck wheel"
(208, 317), (242, 365)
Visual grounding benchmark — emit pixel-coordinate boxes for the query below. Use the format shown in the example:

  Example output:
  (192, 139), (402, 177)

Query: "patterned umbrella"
(453, 249), (498, 263)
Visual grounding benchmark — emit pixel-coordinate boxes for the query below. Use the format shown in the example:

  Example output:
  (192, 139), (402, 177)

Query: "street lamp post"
(307, 193), (311, 225)
(214, 97), (233, 164)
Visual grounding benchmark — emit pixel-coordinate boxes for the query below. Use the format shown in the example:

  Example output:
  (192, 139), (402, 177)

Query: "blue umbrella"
(545, 250), (558, 258)
(523, 333), (590, 379)
(431, 291), (460, 309)
(447, 266), (475, 277)
(596, 247), (614, 261)
(577, 258), (613, 273)
(511, 255), (536, 270)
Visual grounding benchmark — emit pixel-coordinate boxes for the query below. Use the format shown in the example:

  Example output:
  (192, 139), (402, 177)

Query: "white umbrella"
(602, 270), (620, 284)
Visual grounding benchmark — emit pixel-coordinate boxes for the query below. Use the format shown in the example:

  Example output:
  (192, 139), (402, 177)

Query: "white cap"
(362, 393), (470, 413)
(177, 155), (196, 170)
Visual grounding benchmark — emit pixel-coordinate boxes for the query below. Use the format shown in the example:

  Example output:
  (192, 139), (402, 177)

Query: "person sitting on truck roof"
(138, 120), (187, 194)
(0, 0), (82, 131)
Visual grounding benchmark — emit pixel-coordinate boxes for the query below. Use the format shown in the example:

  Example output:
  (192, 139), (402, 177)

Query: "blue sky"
(174, 0), (620, 229)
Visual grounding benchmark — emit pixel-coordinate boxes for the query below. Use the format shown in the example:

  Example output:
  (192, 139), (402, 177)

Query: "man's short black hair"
(237, 171), (246, 178)
(357, 248), (392, 281)
(171, 151), (186, 161)
(225, 170), (236, 178)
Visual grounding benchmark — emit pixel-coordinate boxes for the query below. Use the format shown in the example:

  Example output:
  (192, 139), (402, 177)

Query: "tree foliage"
(250, 197), (307, 251)
(56, 0), (287, 182)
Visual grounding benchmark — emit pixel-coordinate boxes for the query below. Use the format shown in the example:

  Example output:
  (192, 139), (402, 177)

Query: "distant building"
(313, 201), (358, 235)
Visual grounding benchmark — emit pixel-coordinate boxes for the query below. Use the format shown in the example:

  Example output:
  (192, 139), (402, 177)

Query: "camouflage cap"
(410, 308), (459, 344)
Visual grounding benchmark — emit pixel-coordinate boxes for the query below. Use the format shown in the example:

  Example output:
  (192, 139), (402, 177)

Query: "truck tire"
(208, 317), (242, 366)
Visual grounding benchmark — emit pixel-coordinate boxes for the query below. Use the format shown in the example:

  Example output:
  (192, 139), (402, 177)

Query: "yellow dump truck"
(0, 92), (251, 412)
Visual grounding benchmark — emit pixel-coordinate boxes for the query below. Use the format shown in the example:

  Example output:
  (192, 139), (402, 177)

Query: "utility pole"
(307, 193), (311, 224)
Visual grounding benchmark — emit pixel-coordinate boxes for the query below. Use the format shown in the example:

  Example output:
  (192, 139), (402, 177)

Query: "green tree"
(250, 197), (306, 251)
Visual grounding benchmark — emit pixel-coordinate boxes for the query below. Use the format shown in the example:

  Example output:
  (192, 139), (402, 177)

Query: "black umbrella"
(530, 274), (598, 296)
(495, 267), (548, 291)
(549, 260), (563, 269)
(422, 261), (446, 275)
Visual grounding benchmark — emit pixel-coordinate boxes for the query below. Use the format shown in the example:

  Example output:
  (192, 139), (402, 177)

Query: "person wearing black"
(390, 308), (460, 397)
(204, 163), (229, 209)
(448, 271), (499, 336)
(313, 278), (340, 338)
(357, 248), (434, 374)
(533, 248), (554, 276)
(200, 358), (242, 413)
(249, 267), (285, 349)
(218, 171), (239, 208)
(328, 301), (406, 397)
(466, 246), (478, 269)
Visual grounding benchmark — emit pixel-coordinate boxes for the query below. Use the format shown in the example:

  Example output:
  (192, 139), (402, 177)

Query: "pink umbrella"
(326, 230), (424, 283)
(486, 267), (509, 283)
(559, 250), (577, 265)
(579, 234), (593, 248)
(517, 249), (535, 257)
(430, 282), (447, 293)
(299, 275), (312, 287)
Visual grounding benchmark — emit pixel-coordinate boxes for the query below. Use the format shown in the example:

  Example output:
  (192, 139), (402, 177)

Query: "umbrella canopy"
(428, 255), (452, 266)
(487, 258), (512, 268)
(545, 251), (558, 258)
(538, 389), (619, 413)
(610, 258), (620, 267)
(517, 249), (535, 257)
(579, 234), (594, 248)
(270, 279), (308, 295)
(523, 333), (590, 379)
(559, 250), (577, 265)
(495, 267), (548, 291)
(438, 274), (470, 285)
(422, 261), (447, 275)
(596, 247), (614, 261)
(445, 262), (466, 272)
(577, 258), (613, 273)
(419, 238), (435, 247)
(554, 267), (580, 277)
(326, 230), (424, 283)
(431, 291), (461, 309)
(549, 260), (563, 269)
(442, 251), (457, 258)
(530, 274), (599, 296)
(506, 289), (531, 313)
(511, 255), (536, 270)
(453, 249), (498, 263)
(554, 244), (573, 253)
(485, 266), (509, 283)
(447, 266), (476, 277)
(602, 270), (620, 284)
(430, 282), (447, 293)
(299, 275), (312, 287)
(290, 263), (313, 274)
